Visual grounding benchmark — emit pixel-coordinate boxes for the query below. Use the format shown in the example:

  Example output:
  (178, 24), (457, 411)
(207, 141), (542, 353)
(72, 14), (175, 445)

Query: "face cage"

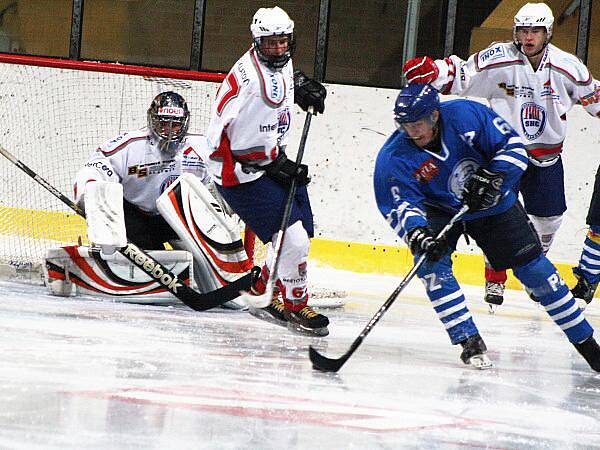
(253, 34), (296, 69)
(148, 113), (189, 152)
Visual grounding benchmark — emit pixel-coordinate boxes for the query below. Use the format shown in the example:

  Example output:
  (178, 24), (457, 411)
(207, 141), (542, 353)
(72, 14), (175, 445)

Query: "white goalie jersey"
(74, 127), (211, 213)
(431, 42), (600, 165)
(202, 47), (295, 187)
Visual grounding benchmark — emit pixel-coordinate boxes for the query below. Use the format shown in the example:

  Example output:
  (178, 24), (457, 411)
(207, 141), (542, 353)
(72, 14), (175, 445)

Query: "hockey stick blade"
(0, 144), (252, 312)
(309, 345), (349, 372)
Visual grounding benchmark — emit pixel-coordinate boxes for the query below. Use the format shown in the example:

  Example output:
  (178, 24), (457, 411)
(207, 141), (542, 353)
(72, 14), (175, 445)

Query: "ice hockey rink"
(1, 265), (599, 449)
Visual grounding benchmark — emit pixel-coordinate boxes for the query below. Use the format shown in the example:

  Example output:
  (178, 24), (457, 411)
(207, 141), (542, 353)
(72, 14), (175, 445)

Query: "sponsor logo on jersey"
(259, 122), (278, 133)
(413, 158), (440, 184)
(520, 102), (547, 140)
(182, 147), (205, 169)
(497, 82), (534, 98)
(267, 73), (285, 103)
(236, 60), (250, 85)
(160, 174), (180, 193)
(541, 79), (561, 100)
(85, 161), (114, 177)
(277, 107), (291, 138)
(448, 158), (479, 200)
(580, 87), (600, 106)
(128, 159), (176, 178)
(479, 45), (505, 63)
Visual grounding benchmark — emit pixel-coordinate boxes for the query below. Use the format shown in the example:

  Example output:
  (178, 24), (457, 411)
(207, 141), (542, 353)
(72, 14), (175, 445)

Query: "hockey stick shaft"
(241, 107), (314, 307)
(0, 145), (251, 311)
(309, 205), (469, 372)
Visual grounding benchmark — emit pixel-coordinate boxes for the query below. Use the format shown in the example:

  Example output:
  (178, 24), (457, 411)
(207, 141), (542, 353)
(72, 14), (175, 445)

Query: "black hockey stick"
(238, 107), (314, 308)
(0, 145), (252, 311)
(309, 205), (469, 372)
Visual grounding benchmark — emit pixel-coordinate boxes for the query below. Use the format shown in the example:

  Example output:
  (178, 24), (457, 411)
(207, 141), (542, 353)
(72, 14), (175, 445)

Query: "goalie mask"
(250, 6), (295, 70)
(148, 91), (190, 155)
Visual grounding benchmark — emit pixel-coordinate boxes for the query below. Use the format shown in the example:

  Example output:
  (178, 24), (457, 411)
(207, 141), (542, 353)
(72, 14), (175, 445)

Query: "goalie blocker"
(45, 174), (254, 304)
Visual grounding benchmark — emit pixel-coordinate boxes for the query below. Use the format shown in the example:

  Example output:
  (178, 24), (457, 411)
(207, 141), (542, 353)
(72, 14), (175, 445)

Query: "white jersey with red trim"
(203, 47), (295, 186)
(74, 127), (211, 214)
(432, 42), (600, 166)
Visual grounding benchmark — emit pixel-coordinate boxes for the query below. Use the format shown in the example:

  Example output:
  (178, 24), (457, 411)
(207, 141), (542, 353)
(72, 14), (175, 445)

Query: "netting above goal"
(0, 55), (224, 276)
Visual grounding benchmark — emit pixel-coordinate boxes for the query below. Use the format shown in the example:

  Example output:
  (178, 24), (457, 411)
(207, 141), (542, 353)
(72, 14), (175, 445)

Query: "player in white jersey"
(201, 6), (329, 336)
(402, 2), (600, 310)
(70, 91), (254, 306)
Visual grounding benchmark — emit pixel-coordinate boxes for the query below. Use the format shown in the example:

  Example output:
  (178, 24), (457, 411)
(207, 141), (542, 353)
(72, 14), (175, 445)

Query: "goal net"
(0, 55), (223, 278)
(0, 54), (346, 307)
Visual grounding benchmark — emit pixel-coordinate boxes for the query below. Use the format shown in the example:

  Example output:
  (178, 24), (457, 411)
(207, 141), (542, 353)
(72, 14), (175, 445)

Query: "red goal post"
(0, 54), (269, 277)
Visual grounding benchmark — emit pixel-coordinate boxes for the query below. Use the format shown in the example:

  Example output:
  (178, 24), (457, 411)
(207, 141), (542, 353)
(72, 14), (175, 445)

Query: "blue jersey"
(374, 99), (529, 241)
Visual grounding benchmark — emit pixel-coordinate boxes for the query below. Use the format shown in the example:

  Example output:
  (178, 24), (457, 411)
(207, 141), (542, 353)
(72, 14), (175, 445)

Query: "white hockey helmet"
(513, 3), (554, 42)
(250, 6), (295, 69)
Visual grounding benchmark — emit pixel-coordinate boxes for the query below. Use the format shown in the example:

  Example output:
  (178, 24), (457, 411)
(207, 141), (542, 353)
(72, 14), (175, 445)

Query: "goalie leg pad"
(44, 245), (194, 302)
(156, 174), (252, 294)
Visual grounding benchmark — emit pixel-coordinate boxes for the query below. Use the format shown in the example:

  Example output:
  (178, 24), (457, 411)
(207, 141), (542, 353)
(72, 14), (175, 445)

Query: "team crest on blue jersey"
(160, 175), (179, 193)
(277, 107), (291, 137)
(448, 158), (479, 199)
(520, 102), (546, 140)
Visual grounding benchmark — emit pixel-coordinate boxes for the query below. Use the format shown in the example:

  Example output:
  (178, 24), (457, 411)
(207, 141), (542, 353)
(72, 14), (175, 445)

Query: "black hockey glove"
(294, 70), (326, 114)
(264, 151), (310, 187)
(461, 168), (504, 211)
(406, 226), (448, 262)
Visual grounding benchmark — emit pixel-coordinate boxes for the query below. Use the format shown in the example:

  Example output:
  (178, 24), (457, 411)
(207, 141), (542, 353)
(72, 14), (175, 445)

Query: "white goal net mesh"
(0, 59), (220, 276)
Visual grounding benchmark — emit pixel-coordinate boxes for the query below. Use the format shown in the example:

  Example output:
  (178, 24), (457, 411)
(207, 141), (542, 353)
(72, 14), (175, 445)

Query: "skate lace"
(486, 282), (504, 296)
(270, 298), (286, 313)
(298, 306), (318, 318)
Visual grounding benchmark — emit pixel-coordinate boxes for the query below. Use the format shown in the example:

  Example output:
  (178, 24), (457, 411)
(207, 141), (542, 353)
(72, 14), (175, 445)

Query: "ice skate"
(571, 273), (598, 308)
(460, 334), (493, 369)
(573, 335), (600, 372)
(248, 296), (289, 327)
(484, 281), (504, 314)
(284, 305), (329, 337)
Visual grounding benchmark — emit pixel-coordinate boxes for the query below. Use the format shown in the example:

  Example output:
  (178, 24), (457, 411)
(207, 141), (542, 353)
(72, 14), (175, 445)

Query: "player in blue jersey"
(373, 84), (600, 371)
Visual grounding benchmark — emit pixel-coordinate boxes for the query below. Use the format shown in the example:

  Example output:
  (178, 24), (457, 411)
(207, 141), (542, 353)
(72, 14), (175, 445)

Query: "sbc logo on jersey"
(277, 108), (291, 137)
(521, 102), (546, 140)
(160, 175), (179, 193)
(448, 158), (479, 200)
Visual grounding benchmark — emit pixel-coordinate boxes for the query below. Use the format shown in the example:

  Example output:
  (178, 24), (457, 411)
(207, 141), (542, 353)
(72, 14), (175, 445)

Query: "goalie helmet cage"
(0, 53), (268, 281)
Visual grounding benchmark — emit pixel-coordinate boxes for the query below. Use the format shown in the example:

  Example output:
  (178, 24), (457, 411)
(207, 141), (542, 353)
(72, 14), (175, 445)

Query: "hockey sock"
(514, 255), (593, 344)
(574, 225), (600, 284)
(418, 256), (478, 344)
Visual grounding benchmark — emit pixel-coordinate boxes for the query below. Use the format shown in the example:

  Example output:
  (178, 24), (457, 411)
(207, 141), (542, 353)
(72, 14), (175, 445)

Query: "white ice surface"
(1, 266), (600, 449)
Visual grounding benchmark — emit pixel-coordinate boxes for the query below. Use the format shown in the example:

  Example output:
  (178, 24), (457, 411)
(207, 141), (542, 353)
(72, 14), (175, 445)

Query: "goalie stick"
(309, 205), (469, 372)
(0, 145), (253, 311)
(238, 106), (314, 308)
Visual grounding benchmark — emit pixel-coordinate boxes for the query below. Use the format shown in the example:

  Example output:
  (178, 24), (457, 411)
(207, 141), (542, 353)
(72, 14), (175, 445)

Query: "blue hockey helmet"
(394, 84), (440, 125)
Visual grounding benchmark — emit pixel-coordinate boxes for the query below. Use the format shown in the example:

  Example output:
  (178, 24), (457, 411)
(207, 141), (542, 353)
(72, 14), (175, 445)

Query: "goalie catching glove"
(294, 70), (326, 114)
(406, 226), (448, 262)
(462, 168), (504, 211)
(264, 150), (310, 187)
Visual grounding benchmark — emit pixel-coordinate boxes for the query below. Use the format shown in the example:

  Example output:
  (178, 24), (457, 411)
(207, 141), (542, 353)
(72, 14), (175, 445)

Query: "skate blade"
(487, 303), (498, 314)
(287, 321), (329, 337)
(248, 307), (288, 328)
(467, 354), (494, 370)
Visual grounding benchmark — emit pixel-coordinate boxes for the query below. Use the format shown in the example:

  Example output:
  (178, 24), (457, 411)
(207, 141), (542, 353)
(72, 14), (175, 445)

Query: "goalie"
(45, 91), (253, 307)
